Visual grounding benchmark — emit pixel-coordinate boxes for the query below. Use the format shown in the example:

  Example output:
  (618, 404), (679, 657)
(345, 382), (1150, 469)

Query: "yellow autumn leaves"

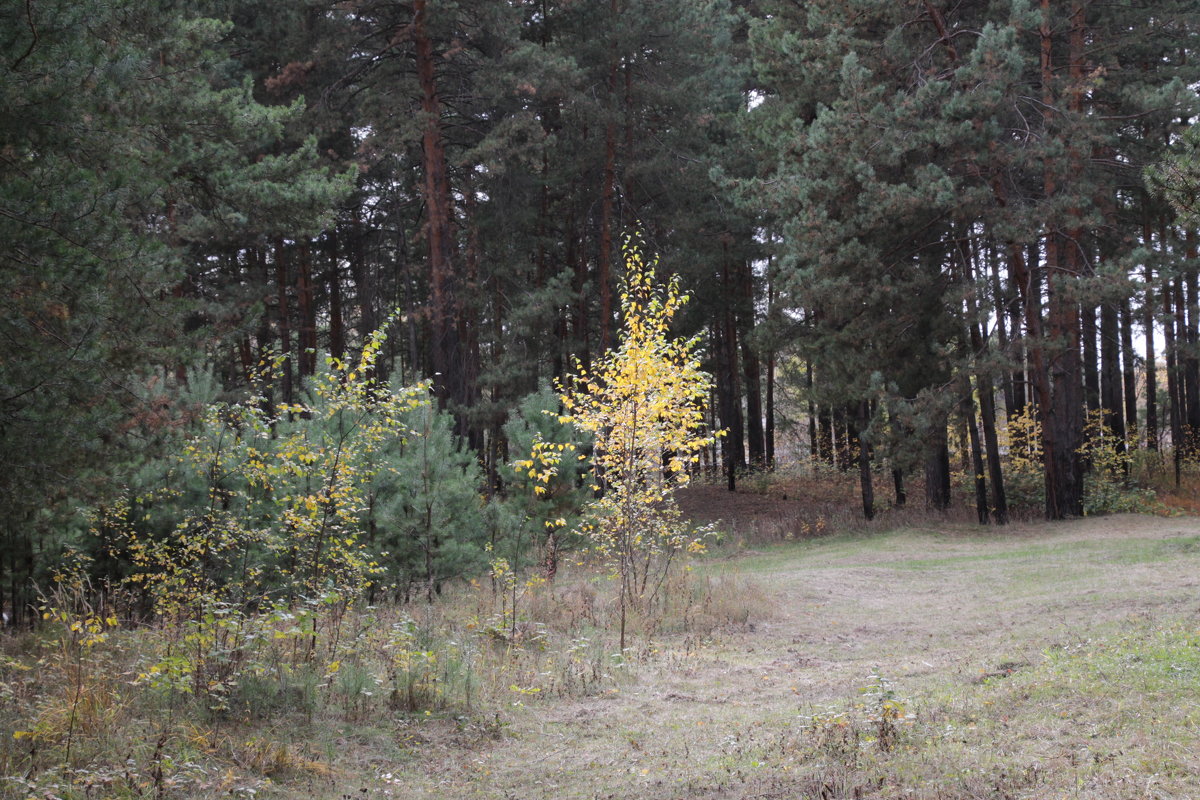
(556, 235), (718, 625)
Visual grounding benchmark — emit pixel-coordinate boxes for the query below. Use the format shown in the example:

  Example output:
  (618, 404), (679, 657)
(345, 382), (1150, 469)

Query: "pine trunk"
(964, 391), (989, 525)
(1145, 254), (1158, 449)
(328, 232), (345, 363)
(964, 239), (1008, 524)
(892, 469), (906, 508)
(297, 242), (317, 378)
(1185, 237), (1200, 450)
(1100, 300), (1125, 445)
(834, 406), (851, 472)
(856, 400), (875, 520)
(817, 405), (834, 467)
(597, 0), (619, 355)
(274, 237), (294, 407)
(1165, 277), (1183, 484)
(1082, 305), (1100, 412)
(925, 425), (952, 511)
(1177, 276), (1192, 455)
(1120, 299), (1138, 442)
(721, 259), (745, 477)
(1038, 0), (1085, 519)
(415, 0), (468, 426)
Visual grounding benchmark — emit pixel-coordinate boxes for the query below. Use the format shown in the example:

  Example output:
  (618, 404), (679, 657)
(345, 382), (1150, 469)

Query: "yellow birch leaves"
(557, 235), (718, 604)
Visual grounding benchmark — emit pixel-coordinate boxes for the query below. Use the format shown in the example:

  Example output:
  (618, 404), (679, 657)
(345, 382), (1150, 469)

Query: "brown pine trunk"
(766, 258), (777, 468)
(238, 335), (254, 384)
(1165, 277), (1183, 484)
(349, 211), (379, 359)
(274, 237), (294, 408)
(817, 404), (834, 467)
(834, 406), (852, 473)
(964, 391), (989, 525)
(742, 340), (765, 469)
(297, 242), (317, 378)
(766, 351), (776, 469)
(964, 238), (1008, 524)
(1120, 299), (1138, 443)
(712, 323), (742, 491)
(1045, 236), (1085, 518)
(721, 252), (745, 477)
(328, 232), (345, 363)
(1038, 0), (1085, 519)
(987, 244), (1017, 418)
(1004, 238), (1053, 502)
(720, 319), (739, 479)
(1082, 305), (1100, 412)
(414, 0), (469, 427)
(1185, 234), (1200, 450)
(570, 206), (589, 374)
(807, 361), (820, 463)
(461, 184), (483, 448)
(978, 374), (1008, 524)
(856, 400), (875, 521)
(254, 246), (273, 364)
(599, 128), (616, 355)
(1009, 270), (1028, 418)
(597, 0), (619, 355)
(1100, 300), (1125, 445)
(925, 425), (951, 511)
(738, 260), (765, 468)
(1177, 276), (1192, 454)
(1144, 227), (1158, 450)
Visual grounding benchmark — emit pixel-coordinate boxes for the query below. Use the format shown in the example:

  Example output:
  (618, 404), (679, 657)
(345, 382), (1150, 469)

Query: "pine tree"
(745, 0), (1200, 519)
(0, 0), (352, 621)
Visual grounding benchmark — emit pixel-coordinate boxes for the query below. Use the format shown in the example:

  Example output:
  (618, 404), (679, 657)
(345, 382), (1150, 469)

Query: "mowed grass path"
(353, 514), (1200, 800)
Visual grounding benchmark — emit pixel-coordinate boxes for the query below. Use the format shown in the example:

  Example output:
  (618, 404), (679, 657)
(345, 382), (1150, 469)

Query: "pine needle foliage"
(505, 389), (593, 580)
(102, 318), (429, 615)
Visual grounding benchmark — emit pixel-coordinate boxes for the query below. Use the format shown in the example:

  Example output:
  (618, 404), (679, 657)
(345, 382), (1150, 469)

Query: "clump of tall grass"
(0, 556), (760, 799)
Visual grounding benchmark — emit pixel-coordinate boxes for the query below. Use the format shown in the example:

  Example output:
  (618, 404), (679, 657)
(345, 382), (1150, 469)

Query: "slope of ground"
(341, 512), (1200, 800)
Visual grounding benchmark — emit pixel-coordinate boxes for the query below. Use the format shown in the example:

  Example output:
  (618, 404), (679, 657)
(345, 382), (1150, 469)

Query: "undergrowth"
(0, 560), (759, 800)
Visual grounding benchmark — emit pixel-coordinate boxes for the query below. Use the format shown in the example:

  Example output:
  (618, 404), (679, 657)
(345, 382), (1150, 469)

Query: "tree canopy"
(3, 0), (1199, 618)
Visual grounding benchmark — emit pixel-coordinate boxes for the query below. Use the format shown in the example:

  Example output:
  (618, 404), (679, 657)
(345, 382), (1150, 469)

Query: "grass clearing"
(5, 511), (1200, 799)
(344, 512), (1200, 800)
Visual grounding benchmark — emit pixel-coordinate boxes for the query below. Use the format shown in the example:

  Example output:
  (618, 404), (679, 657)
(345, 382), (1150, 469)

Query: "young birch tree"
(559, 236), (718, 651)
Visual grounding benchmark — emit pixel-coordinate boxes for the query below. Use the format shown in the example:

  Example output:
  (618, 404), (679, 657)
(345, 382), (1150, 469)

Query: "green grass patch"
(773, 618), (1200, 798)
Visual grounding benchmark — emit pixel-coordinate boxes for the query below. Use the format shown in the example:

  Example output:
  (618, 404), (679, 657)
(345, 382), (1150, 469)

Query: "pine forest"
(4, 1), (1200, 797)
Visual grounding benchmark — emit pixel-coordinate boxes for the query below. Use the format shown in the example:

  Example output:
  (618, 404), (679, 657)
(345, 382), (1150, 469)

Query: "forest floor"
(324, 499), (1200, 800)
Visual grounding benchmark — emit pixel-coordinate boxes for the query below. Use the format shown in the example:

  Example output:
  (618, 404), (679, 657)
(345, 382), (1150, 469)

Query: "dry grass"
(0, 559), (760, 800)
(293, 512), (1200, 800)
(5, 463), (1200, 799)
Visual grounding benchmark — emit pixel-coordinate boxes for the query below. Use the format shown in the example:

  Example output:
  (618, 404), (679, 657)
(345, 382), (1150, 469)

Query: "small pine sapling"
(505, 388), (592, 581)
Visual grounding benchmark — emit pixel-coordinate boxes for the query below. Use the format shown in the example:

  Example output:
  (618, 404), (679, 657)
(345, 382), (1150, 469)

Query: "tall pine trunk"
(1100, 299), (1125, 446)
(925, 424), (952, 511)
(855, 399), (874, 520)
(964, 238), (1008, 524)
(1185, 235), (1200, 452)
(1037, 0), (1085, 518)
(274, 238), (294, 408)
(1120, 299), (1138, 443)
(415, 0), (471, 434)
(738, 259), (766, 468)
(1165, 276), (1183, 484)
(297, 242), (318, 378)
(963, 391), (989, 525)
(597, 0), (620, 355)
(1144, 252), (1158, 449)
